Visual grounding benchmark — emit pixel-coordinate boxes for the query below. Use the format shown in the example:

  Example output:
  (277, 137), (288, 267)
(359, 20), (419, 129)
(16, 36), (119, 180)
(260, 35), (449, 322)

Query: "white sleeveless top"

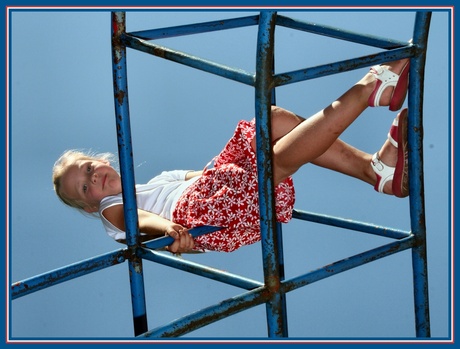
(98, 170), (200, 241)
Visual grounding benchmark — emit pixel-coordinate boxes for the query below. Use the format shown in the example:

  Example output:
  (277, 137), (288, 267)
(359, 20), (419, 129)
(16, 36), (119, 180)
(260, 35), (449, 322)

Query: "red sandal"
(392, 108), (409, 197)
(371, 108), (409, 197)
(368, 61), (410, 111)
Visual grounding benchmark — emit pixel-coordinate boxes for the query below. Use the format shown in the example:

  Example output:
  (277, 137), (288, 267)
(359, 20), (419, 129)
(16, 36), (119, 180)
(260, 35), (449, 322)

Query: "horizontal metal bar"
(142, 225), (222, 250)
(282, 236), (416, 294)
(276, 14), (409, 49)
(140, 235), (413, 338)
(121, 34), (255, 86)
(292, 209), (411, 240)
(129, 15), (259, 40)
(11, 226), (220, 301)
(138, 248), (263, 290)
(11, 249), (127, 299)
(274, 45), (415, 87)
(138, 286), (268, 338)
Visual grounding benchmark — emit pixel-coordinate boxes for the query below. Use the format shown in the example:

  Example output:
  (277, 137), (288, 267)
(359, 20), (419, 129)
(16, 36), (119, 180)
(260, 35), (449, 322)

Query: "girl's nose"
(91, 172), (98, 184)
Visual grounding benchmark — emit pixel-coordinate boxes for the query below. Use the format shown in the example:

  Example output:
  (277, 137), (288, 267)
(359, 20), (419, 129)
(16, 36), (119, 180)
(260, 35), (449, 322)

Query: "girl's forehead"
(62, 159), (91, 185)
(63, 162), (83, 182)
(59, 164), (81, 198)
(74, 159), (89, 166)
(72, 158), (95, 168)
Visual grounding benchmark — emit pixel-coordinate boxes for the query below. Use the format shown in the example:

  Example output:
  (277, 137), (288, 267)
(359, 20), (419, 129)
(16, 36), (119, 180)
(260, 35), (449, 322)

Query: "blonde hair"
(52, 149), (116, 210)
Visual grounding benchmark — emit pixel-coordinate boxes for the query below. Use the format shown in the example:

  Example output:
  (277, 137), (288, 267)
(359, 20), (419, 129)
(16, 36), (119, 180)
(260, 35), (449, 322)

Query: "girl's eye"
(86, 165), (91, 173)
(83, 184), (88, 194)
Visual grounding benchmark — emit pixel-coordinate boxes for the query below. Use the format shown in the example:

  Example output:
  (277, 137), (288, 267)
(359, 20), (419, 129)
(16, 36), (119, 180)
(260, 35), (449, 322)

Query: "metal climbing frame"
(11, 10), (432, 338)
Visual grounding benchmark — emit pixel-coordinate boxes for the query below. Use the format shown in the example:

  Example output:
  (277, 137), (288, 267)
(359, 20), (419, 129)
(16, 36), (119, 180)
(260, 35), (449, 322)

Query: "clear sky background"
(8, 8), (451, 342)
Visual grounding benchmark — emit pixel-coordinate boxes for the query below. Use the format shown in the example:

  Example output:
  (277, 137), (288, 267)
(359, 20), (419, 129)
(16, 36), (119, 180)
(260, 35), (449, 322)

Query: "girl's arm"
(185, 170), (203, 180)
(102, 205), (194, 252)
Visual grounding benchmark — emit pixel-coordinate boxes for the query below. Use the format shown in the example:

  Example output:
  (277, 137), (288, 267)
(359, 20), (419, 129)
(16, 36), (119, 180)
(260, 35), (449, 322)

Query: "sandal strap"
(369, 65), (400, 107)
(388, 117), (399, 148)
(371, 152), (395, 193)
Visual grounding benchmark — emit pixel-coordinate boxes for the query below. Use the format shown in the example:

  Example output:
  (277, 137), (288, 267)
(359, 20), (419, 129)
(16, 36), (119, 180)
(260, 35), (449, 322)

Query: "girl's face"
(59, 159), (122, 213)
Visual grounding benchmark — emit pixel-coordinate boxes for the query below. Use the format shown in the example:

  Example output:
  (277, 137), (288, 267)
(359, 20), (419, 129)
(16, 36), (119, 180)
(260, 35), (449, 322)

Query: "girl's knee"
(271, 105), (283, 113)
(273, 159), (299, 186)
(270, 107), (304, 142)
(271, 105), (290, 119)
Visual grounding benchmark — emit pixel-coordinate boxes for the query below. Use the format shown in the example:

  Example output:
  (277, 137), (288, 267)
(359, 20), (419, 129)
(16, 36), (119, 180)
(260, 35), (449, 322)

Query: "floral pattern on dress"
(172, 119), (295, 252)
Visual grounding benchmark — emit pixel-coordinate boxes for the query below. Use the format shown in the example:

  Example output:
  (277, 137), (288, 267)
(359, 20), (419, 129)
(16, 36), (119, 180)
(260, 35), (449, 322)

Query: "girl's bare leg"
(266, 59), (408, 193)
(311, 139), (398, 195)
(250, 106), (398, 194)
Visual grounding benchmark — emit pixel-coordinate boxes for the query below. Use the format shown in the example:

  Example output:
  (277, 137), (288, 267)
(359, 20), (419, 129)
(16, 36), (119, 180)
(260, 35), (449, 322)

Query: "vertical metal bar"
(408, 11), (432, 338)
(111, 11), (148, 336)
(271, 36), (289, 337)
(276, 222), (289, 336)
(255, 10), (286, 338)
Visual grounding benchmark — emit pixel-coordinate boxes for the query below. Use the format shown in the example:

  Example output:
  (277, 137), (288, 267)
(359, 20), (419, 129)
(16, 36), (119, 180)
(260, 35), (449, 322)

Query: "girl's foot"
(371, 109), (409, 197)
(367, 59), (410, 111)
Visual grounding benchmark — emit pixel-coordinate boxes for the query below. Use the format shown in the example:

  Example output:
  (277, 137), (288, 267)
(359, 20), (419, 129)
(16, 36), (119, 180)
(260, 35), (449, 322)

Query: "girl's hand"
(165, 224), (195, 254)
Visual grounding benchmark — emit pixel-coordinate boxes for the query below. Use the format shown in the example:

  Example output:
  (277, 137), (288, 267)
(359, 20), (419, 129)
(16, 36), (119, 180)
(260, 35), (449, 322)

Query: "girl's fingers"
(171, 231), (194, 252)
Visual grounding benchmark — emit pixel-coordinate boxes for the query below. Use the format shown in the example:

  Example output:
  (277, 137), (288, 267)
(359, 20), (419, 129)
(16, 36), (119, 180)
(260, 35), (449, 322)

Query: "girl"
(53, 59), (410, 254)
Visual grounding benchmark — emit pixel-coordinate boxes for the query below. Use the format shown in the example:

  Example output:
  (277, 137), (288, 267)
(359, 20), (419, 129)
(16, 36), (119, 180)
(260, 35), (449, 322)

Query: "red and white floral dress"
(172, 119), (295, 252)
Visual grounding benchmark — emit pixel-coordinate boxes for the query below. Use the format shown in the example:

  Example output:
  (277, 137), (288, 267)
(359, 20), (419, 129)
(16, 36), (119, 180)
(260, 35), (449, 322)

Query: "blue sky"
(8, 7), (451, 342)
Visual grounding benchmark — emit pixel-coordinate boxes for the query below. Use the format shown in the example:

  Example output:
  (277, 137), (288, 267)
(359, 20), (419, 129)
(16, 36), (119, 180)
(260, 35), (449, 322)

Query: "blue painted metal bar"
(130, 15), (259, 40)
(138, 248), (263, 290)
(139, 234), (415, 338)
(10, 228), (218, 299)
(11, 249), (127, 300)
(139, 286), (268, 338)
(275, 222), (289, 336)
(111, 15), (139, 247)
(282, 236), (416, 294)
(138, 235), (416, 338)
(276, 14), (408, 49)
(142, 225), (221, 250)
(117, 10), (432, 338)
(408, 11), (432, 338)
(10, 11), (432, 339)
(292, 209), (411, 240)
(121, 34), (255, 86)
(274, 46), (415, 87)
(254, 10), (286, 338)
(271, 28), (289, 337)
(111, 11), (148, 336)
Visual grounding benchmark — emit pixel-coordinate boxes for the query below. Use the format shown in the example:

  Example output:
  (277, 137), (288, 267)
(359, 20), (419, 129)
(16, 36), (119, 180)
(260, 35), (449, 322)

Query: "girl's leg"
(267, 107), (395, 193)
(251, 105), (397, 194)
(269, 59), (408, 190)
(311, 138), (398, 195)
(310, 139), (374, 184)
